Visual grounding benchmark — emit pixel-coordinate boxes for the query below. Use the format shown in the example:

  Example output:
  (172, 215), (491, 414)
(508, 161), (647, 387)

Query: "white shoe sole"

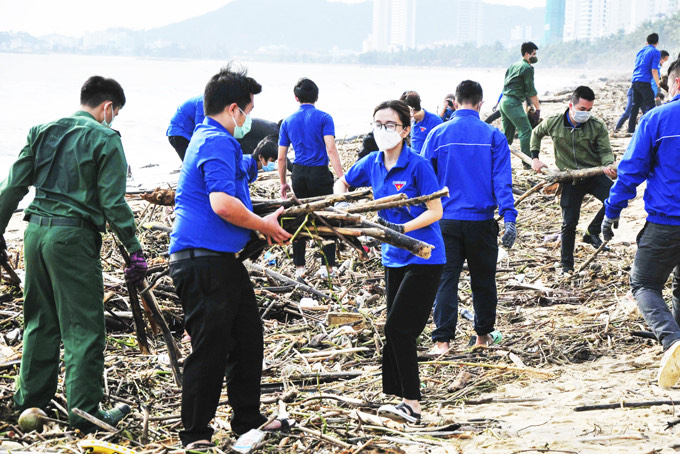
(658, 341), (680, 389)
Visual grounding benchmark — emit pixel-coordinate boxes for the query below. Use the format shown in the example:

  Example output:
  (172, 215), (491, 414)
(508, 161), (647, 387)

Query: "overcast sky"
(0, 0), (547, 37)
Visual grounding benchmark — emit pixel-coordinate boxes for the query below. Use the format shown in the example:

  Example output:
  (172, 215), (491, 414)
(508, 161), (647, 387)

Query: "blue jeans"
(631, 222), (680, 350)
(432, 219), (498, 343)
(615, 87), (633, 130)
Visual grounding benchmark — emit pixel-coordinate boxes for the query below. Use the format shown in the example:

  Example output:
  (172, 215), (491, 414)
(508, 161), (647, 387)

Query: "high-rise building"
(364, 0), (416, 52)
(543, 0), (566, 45)
(563, 0), (678, 42)
(453, 0), (483, 46)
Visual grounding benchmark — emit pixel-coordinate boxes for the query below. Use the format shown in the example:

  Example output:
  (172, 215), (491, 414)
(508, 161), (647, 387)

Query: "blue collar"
(375, 146), (412, 170)
(204, 116), (230, 134)
(299, 104), (315, 110)
(452, 109), (480, 119)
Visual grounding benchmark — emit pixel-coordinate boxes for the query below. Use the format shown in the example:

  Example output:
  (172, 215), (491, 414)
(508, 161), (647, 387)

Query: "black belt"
(28, 214), (92, 229)
(169, 248), (234, 263)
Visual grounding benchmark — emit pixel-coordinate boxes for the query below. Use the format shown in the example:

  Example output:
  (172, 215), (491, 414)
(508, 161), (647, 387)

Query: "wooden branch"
(245, 262), (334, 301)
(0, 258), (21, 286)
(546, 165), (616, 183)
(315, 225), (434, 259)
(283, 191), (375, 216)
(574, 400), (677, 412)
(344, 187), (449, 214)
(138, 281), (183, 386)
(254, 189), (372, 214)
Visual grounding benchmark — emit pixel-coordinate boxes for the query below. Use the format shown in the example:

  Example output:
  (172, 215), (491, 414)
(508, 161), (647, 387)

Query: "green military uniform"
(0, 111), (141, 431)
(530, 109), (614, 170)
(499, 59), (538, 159)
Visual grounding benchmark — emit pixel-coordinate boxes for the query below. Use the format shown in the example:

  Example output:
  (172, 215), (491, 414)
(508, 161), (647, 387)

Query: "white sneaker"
(658, 340), (680, 389)
(315, 267), (335, 279)
(294, 267), (306, 279)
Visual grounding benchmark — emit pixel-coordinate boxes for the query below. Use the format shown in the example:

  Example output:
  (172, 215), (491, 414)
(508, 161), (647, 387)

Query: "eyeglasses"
(372, 122), (403, 132)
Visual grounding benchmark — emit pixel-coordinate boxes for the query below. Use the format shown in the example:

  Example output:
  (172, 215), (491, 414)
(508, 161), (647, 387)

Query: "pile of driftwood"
(0, 110), (656, 452)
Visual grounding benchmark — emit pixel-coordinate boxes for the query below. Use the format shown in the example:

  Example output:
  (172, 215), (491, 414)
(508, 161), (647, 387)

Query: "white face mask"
(572, 109), (591, 123)
(373, 127), (403, 151)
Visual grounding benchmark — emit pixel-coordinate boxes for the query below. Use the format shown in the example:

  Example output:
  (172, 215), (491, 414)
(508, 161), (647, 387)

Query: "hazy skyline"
(0, 0), (546, 37)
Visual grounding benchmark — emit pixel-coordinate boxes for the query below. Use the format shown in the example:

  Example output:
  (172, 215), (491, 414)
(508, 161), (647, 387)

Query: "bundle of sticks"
(241, 187), (450, 262)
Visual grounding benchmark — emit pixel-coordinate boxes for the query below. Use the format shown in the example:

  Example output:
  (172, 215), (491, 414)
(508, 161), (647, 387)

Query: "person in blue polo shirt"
(334, 99), (445, 424)
(399, 90), (443, 152)
(422, 80), (518, 355)
(168, 64), (293, 450)
(652, 50), (670, 103)
(167, 95), (280, 161)
(602, 59), (680, 390)
(278, 78), (344, 279)
(166, 95), (204, 161)
(627, 33), (662, 133)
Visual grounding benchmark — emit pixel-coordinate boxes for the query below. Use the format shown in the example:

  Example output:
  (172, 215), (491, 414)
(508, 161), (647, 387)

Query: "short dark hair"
(204, 63), (262, 116)
(294, 78), (319, 103)
(373, 100), (411, 131)
(399, 90), (421, 111)
(661, 50), (670, 59)
(252, 134), (278, 162)
(80, 76), (126, 109)
(668, 59), (680, 81)
(647, 33), (659, 45)
(521, 42), (538, 56)
(571, 86), (595, 104)
(455, 80), (483, 106)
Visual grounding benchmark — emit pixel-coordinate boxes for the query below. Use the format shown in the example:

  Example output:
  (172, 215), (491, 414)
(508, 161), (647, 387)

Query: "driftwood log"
(510, 147), (617, 183)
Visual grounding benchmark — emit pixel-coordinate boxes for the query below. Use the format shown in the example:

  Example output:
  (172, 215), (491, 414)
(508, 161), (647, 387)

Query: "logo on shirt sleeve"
(393, 181), (406, 191)
(420, 126), (426, 132)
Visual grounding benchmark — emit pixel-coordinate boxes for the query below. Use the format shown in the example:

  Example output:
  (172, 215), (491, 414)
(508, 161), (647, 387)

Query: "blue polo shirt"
(632, 45), (661, 83)
(166, 95), (205, 140)
(605, 94), (680, 225)
(344, 146), (445, 267)
(422, 109), (517, 223)
(411, 109), (443, 152)
(170, 117), (253, 254)
(279, 104), (335, 166)
(242, 154), (259, 183)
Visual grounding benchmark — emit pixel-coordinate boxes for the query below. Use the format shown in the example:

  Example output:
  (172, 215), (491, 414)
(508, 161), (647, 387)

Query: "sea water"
(0, 52), (601, 192)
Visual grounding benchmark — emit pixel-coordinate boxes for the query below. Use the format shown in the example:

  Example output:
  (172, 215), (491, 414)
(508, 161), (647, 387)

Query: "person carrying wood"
(421, 80), (517, 355)
(0, 76), (146, 431)
(499, 41), (541, 164)
(531, 86), (617, 275)
(334, 99), (445, 424)
(168, 64), (293, 451)
(602, 59), (680, 389)
(278, 78), (344, 279)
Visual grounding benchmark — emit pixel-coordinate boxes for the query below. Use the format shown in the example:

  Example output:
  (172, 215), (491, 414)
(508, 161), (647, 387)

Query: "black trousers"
(628, 81), (655, 133)
(169, 136), (190, 161)
(169, 254), (266, 445)
(383, 264), (443, 401)
(559, 174), (613, 269)
(291, 163), (336, 267)
(630, 223), (680, 350)
(432, 219), (499, 343)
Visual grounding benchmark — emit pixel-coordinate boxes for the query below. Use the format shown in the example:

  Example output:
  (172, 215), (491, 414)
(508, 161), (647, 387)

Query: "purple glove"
(0, 235), (7, 263)
(124, 250), (148, 284)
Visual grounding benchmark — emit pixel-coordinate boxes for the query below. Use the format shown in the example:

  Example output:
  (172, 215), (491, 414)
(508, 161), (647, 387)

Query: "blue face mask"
(101, 103), (116, 128)
(262, 161), (277, 172)
(233, 107), (252, 139)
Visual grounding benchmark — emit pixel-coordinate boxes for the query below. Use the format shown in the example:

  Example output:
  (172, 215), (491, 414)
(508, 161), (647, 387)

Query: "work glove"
(0, 234), (7, 263)
(601, 216), (619, 242)
(532, 109), (541, 123)
(333, 201), (351, 210)
(376, 217), (405, 234)
(124, 250), (148, 285)
(501, 222), (517, 249)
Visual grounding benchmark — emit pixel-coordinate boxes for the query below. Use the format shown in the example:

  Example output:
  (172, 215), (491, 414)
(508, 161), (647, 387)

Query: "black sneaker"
(582, 232), (609, 250)
(97, 403), (131, 426)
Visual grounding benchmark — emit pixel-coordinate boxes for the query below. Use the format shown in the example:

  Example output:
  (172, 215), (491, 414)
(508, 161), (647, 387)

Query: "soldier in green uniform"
(500, 41), (541, 162)
(0, 76), (147, 432)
